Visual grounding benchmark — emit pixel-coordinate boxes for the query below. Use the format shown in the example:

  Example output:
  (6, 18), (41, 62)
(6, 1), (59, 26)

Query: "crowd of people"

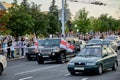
(0, 36), (30, 59)
(0, 31), (119, 59)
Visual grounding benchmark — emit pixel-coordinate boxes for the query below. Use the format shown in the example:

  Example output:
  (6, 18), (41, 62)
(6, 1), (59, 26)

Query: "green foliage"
(92, 18), (101, 32)
(73, 8), (120, 34)
(27, 2), (49, 36)
(48, 13), (60, 34)
(49, 0), (59, 17)
(2, 1), (34, 37)
(48, 0), (61, 34)
(1, 0), (120, 37)
(74, 8), (91, 34)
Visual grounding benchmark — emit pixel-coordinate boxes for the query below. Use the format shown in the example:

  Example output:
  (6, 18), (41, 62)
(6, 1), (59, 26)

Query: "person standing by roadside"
(20, 37), (24, 56)
(10, 39), (15, 58)
(7, 40), (12, 59)
(2, 37), (8, 56)
(17, 37), (24, 57)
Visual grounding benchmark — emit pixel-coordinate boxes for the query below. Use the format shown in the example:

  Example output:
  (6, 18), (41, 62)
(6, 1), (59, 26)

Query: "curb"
(7, 56), (25, 61)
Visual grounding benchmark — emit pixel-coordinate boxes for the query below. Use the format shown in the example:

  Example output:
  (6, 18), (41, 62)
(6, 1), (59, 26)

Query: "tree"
(48, 0), (61, 34)
(49, 0), (59, 17)
(98, 14), (109, 32)
(1, 0), (34, 37)
(74, 8), (91, 34)
(26, 2), (49, 36)
(90, 17), (101, 32)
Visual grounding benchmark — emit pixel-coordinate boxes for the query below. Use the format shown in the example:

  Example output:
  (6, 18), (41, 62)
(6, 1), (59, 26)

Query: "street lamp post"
(61, 0), (65, 37)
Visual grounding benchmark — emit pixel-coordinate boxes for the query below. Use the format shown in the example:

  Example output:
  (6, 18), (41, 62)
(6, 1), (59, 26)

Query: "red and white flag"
(33, 33), (39, 48)
(60, 38), (74, 52)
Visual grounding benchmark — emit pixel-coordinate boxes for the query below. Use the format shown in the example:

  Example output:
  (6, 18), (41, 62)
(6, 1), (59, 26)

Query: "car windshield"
(38, 40), (44, 46)
(101, 40), (111, 45)
(42, 39), (60, 46)
(88, 39), (102, 44)
(77, 48), (101, 57)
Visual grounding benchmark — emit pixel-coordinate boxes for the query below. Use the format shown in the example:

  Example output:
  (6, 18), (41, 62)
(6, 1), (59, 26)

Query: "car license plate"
(30, 55), (36, 57)
(74, 67), (84, 70)
(43, 55), (49, 57)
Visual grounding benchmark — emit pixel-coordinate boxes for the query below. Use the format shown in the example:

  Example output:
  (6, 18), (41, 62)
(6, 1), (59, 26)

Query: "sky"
(0, 0), (120, 19)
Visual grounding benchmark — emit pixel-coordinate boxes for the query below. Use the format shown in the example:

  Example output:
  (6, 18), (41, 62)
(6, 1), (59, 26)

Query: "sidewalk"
(7, 56), (25, 61)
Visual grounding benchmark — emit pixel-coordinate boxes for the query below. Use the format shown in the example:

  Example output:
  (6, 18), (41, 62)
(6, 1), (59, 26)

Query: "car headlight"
(51, 53), (55, 55)
(38, 53), (41, 56)
(53, 48), (60, 52)
(86, 63), (96, 66)
(68, 62), (74, 65)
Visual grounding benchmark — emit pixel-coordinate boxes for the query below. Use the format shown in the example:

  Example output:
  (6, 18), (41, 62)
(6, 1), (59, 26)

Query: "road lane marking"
(81, 78), (88, 80)
(64, 73), (70, 76)
(19, 76), (33, 80)
(15, 65), (60, 75)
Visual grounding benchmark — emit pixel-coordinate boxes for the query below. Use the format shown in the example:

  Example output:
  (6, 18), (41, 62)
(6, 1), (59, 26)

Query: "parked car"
(37, 38), (75, 64)
(67, 44), (118, 75)
(0, 55), (7, 75)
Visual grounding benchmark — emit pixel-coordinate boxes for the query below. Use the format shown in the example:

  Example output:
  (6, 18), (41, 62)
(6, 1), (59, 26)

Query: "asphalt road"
(0, 51), (120, 80)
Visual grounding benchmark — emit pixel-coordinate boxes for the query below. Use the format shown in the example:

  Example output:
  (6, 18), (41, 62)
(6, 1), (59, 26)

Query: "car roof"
(85, 44), (109, 48)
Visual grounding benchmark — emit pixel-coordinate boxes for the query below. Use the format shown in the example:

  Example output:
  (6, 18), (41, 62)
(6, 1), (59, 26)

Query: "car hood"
(70, 56), (100, 63)
(39, 46), (59, 49)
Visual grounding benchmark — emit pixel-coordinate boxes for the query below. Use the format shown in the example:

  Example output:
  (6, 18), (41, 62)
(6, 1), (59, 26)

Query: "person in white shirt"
(10, 40), (15, 58)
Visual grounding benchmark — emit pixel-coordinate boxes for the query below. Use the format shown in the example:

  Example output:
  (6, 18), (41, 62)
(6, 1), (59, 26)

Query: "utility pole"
(61, 0), (65, 37)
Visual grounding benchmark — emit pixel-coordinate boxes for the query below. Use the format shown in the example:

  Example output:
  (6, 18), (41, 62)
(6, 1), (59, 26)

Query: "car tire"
(0, 64), (3, 75)
(118, 46), (120, 50)
(97, 65), (103, 75)
(26, 55), (32, 61)
(37, 56), (44, 64)
(112, 62), (117, 70)
(58, 53), (66, 63)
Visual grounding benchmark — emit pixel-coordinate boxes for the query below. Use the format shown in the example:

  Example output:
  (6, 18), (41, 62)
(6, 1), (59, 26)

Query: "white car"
(0, 55), (7, 75)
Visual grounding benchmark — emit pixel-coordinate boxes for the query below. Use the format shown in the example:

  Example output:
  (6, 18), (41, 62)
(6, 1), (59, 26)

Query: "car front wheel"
(112, 62), (117, 70)
(26, 55), (32, 61)
(97, 65), (103, 75)
(37, 56), (44, 64)
(58, 53), (66, 63)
